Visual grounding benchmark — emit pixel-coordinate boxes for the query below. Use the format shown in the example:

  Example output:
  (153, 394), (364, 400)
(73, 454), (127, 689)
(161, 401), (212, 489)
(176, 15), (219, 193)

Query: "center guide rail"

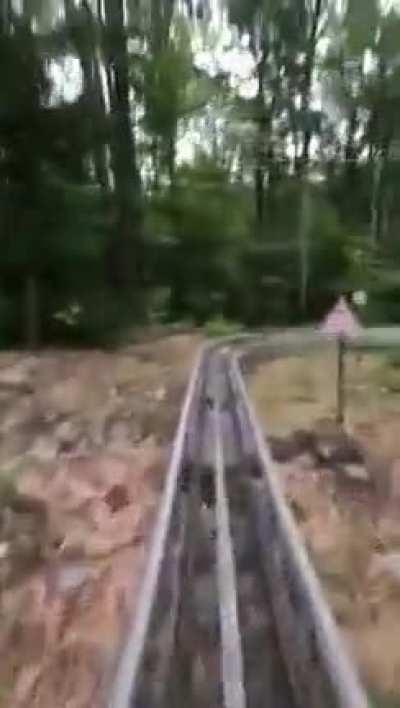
(107, 337), (369, 708)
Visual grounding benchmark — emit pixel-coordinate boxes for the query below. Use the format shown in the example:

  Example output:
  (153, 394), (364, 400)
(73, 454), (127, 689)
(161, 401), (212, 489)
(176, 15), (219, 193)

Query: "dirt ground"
(248, 345), (400, 707)
(0, 333), (201, 707)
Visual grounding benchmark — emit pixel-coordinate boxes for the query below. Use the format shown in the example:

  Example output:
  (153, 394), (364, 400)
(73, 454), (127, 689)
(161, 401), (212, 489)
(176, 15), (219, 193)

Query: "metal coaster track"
(107, 340), (368, 708)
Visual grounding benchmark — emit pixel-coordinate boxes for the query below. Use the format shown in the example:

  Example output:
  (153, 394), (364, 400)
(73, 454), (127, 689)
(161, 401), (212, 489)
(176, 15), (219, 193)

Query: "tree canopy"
(1, 0), (400, 345)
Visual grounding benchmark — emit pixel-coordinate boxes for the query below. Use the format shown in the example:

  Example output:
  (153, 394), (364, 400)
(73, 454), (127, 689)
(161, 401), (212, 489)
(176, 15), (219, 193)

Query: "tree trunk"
(345, 106), (358, 167)
(25, 275), (40, 349)
(0, 0), (11, 33)
(92, 51), (110, 188)
(64, 0), (110, 189)
(150, 0), (177, 187)
(254, 53), (267, 234)
(370, 58), (391, 245)
(167, 132), (176, 187)
(342, 104), (360, 224)
(151, 137), (160, 189)
(295, 0), (323, 315)
(150, 0), (174, 51)
(103, 0), (144, 297)
(370, 141), (390, 245)
(299, 0), (323, 168)
(255, 164), (265, 229)
(298, 185), (312, 317)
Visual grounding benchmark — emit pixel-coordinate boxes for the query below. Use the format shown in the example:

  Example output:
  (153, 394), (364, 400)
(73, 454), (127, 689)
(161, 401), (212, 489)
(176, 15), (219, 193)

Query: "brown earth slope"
(249, 347), (400, 705)
(0, 333), (200, 707)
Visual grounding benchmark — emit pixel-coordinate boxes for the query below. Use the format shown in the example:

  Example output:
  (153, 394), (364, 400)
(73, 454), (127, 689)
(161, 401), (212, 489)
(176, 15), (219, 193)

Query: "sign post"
(319, 296), (362, 425)
(337, 335), (346, 424)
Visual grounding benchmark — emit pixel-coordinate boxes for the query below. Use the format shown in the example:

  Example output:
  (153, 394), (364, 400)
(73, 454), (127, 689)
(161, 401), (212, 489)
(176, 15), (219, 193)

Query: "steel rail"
(230, 352), (369, 708)
(107, 347), (205, 708)
(214, 390), (247, 708)
(107, 338), (370, 708)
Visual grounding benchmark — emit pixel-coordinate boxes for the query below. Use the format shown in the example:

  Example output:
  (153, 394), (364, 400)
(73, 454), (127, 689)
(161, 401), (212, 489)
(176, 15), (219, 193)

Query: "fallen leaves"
(0, 333), (200, 707)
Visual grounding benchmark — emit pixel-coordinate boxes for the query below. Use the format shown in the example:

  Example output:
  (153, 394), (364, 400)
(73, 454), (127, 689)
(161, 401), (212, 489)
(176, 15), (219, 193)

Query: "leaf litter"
(249, 348), (400, 704)
(0, 333), (200, 707)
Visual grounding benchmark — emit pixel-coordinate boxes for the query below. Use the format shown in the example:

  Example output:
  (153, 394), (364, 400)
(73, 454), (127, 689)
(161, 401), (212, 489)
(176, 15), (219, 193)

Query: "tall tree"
(296, 0), (324, 315)
(103, 0), (144, 301)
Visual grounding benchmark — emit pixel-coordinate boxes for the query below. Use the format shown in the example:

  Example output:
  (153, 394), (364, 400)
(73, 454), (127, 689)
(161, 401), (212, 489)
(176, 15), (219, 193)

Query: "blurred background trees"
(1, 0), (400, 346)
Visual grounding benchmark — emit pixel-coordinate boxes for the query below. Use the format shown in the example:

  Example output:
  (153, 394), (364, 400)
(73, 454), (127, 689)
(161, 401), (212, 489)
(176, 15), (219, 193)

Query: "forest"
(1, 0), (400, 346)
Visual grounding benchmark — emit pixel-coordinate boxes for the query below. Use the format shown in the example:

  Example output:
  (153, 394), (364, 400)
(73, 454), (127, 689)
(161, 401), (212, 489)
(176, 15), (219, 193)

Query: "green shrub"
(46, 290), (135, 347)
(387, 352), (400, 369)
(204, 315), (243, 339)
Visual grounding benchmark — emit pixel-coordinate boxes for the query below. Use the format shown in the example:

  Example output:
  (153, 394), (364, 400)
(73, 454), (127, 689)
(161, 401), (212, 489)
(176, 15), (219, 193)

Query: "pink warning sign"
(319, 296), (362, 339)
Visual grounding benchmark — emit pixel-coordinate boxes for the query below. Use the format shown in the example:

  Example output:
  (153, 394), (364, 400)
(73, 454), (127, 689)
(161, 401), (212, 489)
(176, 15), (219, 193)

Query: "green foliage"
(147, 155), (251, 322)
(2, 0), (400, 348)
(204, 316), (243, 339)
(386, 352), (400, 370)
(378, 11), (400, 61)
(345, 0), (380, 56)
(367, 689), (400, 708)
(308, 199), (351, 305)
(143, 18), (192, 139)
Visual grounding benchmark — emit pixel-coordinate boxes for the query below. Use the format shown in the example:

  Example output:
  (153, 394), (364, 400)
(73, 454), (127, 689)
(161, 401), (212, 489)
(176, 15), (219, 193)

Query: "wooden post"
(337, 335), (346, 425)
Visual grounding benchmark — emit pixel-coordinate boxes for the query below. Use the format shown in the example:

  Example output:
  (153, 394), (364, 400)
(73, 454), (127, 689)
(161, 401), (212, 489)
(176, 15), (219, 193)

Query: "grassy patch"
(0, 463), (24, 504)
(373, 354), (400, 393)
(386, 352), (400, 369)
(204, 316), (243, 339)
(368, 690), (400, 708)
